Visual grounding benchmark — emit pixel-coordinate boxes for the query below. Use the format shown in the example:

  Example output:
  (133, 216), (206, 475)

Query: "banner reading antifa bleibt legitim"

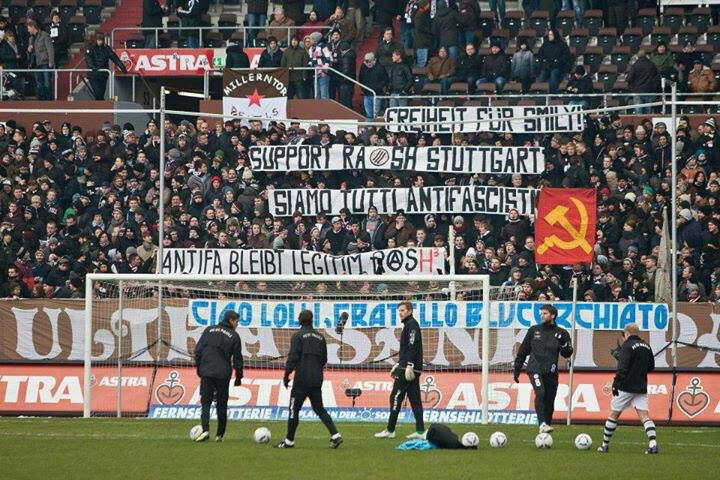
(160, 247), (446, 275)
(384, 105), (584, 134)
(249, 145), (544, 174)
(268, 186), (537, 217)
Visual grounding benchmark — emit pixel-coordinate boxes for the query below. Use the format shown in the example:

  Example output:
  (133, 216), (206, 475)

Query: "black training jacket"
(399, 315), (423, 372)
(612, 334), (655, 394)
(195, 320), (243, 379)
(514, 322), (573, 376)
(285, 325), (328, 389)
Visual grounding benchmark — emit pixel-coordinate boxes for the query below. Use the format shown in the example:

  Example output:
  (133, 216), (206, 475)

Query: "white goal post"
(84, 273), (507, 423)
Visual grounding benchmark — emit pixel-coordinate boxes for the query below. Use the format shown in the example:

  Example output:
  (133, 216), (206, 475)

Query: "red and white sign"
(115, 49), (215, 76)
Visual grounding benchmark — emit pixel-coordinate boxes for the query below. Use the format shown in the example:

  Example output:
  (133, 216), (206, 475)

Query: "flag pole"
(566, 275), (578, 426)
(669, 83), (679, 423)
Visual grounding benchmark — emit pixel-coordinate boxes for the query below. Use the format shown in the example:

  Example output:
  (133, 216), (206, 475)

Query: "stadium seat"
(712, 63), (720, 85)
(125, 36), (144, 48)
(582, 10), (603, 37)
(557, 10), (575, 37)
(597, 64), (618, 91)
(9, 0), (27, 22)
(33, 0), (52, 20)
(464, 99), (489, 107)
(528, 10), (549, 37)
(662, 8), (685, 34)
(596, 28), (617, 55)
(517, 29), (537, 50)
(697, 44), (715, 66)
(490, 99), (509, 106)
(687, 7), (711, 34)
(83, 0), (102, 25)
(478, 11), (495, 38)
(218, 13), (237, 40)
(68, 15), (85, 43)
(490, 29), (510, 49)
(475, 82), (497, 95)
(677, 26), (698, 46)
(421, 82), (441, 94)
(502, 81), (522, 97)
(529, 82), (550, 95)
(204, 31), (224, 48)
(518, 98), (537, 106)
(637, 9), (656, 37)
(59, 0), (77, 23)
(592, 81), (605, 93)
(569, 28), (589, 55)
(621, 28), (643, 53)
(582, 46), (604, 74)
(707, 25), (720, 51)
(502, 10), (524, 38)
(651, 26), (671, 46)
(611, 80), (629, 94)
(409, 98), (430, 107)
(158, 32), (172, 47)
(682, 104), (706, 114)
(449, 82), (468, 95)
(437, 99), (456, 107)
(101, 0), (115, 7)
(611, 46), (631, 73)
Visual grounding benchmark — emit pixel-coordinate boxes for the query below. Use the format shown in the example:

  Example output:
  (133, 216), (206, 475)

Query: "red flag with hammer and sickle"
(535, 188), (596, 265)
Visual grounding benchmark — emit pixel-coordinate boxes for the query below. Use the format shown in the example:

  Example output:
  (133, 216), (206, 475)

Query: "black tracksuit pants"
(287, 385), (338, 441)
(528, 372), (559, 425)
(387, 376), (425, 432)
(200, 376), (230, 436)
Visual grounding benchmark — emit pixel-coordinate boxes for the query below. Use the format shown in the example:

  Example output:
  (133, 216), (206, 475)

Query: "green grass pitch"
(1, 418), (719, 480)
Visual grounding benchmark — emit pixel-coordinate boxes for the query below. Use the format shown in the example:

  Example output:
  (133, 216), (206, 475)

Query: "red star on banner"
(246, 88), (265, 107)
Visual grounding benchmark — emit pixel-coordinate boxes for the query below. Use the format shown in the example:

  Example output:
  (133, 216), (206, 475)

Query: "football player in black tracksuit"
(276, 310), (342, 449)
(513, 304), (573, 433)
(194, 310), (244, 442)
(598, 323), (658, 454)
(375, 300), (425, 440)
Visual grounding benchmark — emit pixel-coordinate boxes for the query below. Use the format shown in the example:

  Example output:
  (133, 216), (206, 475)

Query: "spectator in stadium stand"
(566, 66), (593, 110)
(281, 0), (306, 25)
(300, 10), (326, 39)
(374, 0), (400, 41)
(142, 0), (166, 48)
(688, 60), (718, 96)
(426, 46), (455, 95)
(536, 29), (573, 94)
(488, 0), (506, 24)
(650, 43), (677, 86)
(385, 210), (416, 247)
(225, 38), (251, 69)
(478, 41), (510, 94)
(309, 32), (333, 99)
(455, 42), (482, 94)
(606, 0), (627, 32)
(267, 7), (296, 47)
(258, 36), (283, 68)
(336, 41), (356, 109)
(281, 35), (310, 99)
(325, 6), (356, 44)
(327, 29), (342, 99)
(49, 12), (69, 66)
(245, 0), (269, 47)
(626, 50), (660, 115)
(676, 43), (702, 88)
(26, 20), (54, 101)
(0, 30), (22, 98)
(400, 0), (418, 49)
(458, 0), (481, 46)
(411, 0), (432, 68)
(376, 27), (403, 68)
(511, 38), (535, 93)
(176, 0), (201, 48)
(386, 49), (413, 107)
(432, 3), (461, 60)
(358, 52), (388, 120)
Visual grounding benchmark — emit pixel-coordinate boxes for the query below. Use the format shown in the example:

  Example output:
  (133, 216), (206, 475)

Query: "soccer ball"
(461, 432), (479, 448)
(489, 432), (507, 448)
(575, 433), (592, 450)
(535, 433), (553, 449)
(189, 425), (203, 441)
(254, 427), (271, 444)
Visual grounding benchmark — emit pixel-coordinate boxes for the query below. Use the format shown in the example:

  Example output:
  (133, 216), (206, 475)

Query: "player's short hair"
(398, 300), (413, 312)
(540, 304), (557, 319)
(224, 310), (239, 323)
(624, 323), (640, 336)
(299, 309), (313, 326)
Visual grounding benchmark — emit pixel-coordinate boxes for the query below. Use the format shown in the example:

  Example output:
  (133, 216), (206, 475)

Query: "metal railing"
(111, 25), (332, 50)
(203, 66), (376, 107)
(0, 68), (113, 101)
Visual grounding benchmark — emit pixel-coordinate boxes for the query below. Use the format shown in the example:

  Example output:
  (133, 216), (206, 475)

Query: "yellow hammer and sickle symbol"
(537, 197), (592, 255)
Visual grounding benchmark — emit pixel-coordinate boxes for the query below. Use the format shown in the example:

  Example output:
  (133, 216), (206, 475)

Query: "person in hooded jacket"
(511, 38), (535, 92)
(537, 29), (573, 93)
(431, 4), (461, 59)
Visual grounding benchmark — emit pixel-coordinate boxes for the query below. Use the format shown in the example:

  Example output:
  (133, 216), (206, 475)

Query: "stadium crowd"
(0, 109), (719, 303)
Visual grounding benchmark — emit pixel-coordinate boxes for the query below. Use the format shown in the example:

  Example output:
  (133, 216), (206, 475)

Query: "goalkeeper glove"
(233, 369), (243, 386)
(390, 364), (399, 378)
(405, 363), (416, 382)
(612, 387), (619, 397)
(513, 371), (520, 383)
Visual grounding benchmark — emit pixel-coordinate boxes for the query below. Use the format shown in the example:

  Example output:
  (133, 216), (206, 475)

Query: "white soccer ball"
(489, 431), (507, 448)
(461, 432), (479, 448)
(254, 427), (272, 444)
(574, 433), (592, 450)
(189, 424), (203, 441)
(535, 433), (553, 449)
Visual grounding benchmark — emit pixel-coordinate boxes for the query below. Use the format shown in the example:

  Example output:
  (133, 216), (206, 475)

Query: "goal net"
(84, 274), (521, 424)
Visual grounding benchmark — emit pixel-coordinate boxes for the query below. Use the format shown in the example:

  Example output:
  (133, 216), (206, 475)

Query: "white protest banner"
(249, 145), (544, 174)
(222, 68), (288, 122)
(384, 105), (584, 134)
(160, 247), (446, 276)
(188, 299), (670, 331)
(268, 186), (537, 217)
